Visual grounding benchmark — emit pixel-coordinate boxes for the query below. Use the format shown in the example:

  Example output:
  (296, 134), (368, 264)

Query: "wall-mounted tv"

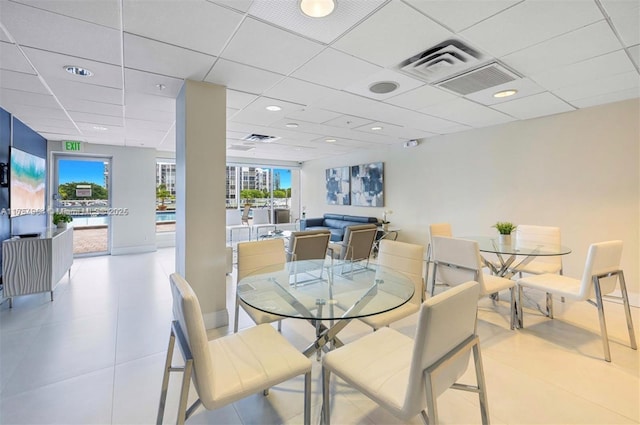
(9, 146), (46, 217)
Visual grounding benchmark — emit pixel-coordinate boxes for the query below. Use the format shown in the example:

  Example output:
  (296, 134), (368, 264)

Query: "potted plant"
(492, 221), (516, 245)
(53, 212), (73, 229)
(382, 210), (393, 231)
(156, 184), (170, 211)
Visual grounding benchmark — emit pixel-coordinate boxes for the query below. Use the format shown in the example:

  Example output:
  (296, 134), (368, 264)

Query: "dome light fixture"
(299, 0), (336, 18)
(265, 105), (282, 111)
(286, 123), (299, 128)
(371, 126), (383, 131)
(325, 138), (337, 143)
(493, 89), (518, 98)
(64, 65), (93, 77)
(369, 81), (399, 94)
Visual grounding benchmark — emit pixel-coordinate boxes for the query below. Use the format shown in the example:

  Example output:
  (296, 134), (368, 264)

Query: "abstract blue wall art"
(326, 166), (350, 205)
(350, 162), (384, 207)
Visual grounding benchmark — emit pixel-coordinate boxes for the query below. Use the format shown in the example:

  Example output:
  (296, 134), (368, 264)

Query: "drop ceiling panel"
(124, 68), (184, 99)
(385, 84), (458, 110)
(247, 0), (387, 45)
(124, 0), (242, 56)
(629, 44), (640, 68)
(1, 1), (122, 65)
(263, 77), (337, 107)
(0, 41), (36, 74)
(404, 0), (519, 32)
(292, 48), (381, 90)
(6, 103), (70, 121)
(531, 50), (636, 91)
(501, 21), (621, 76)
(570, 88), (640, 109)
(125, 93), (175, 113)
(0, 69), (48, 94)
(322, 115), (374, 129)
(600, 0), (640, 46)
(211, 0), (253, 13)
(62, 99), (123, 117)
(394, 111), (465, 134)
(125, 118), (173, 132)
(227, 90), (258, 110)
(332, 1), (452, 67)
(12, 0), (121, 29)
(419, 97), (514, 127)
(552, 71), (640, 102)
(1, 87), (59, 109)
(343, 68), (424, 100)
(465, 78), (546, 106)
(460, 0), (603, 57)
(230, 97), (303, 126)
(49, 78), (123, 105)
(125, 104), (174, 123)
(221, 18), (324, 75)
(205, 59), (284, 94)
(69, 111), (123, 126)
(124, 34), (215, 80)
(492, 92), (575, 120)
(281, 107), (343, 125)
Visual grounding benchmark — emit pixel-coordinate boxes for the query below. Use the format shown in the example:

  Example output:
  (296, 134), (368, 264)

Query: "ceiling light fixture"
(64, 65), (93, 77)
(325, 138), (336, 143)
(92, 125), (108, 131)
(371, 126), (383, 131)
(493, 89), (518, 98)
(265, 105), (282, 111)
(299, 0), (336, 18)
(286, 123), (299, 128)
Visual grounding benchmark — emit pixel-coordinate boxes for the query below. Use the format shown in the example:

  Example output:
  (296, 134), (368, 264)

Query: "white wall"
(301, 99), (640, 297)
(48, 142), (157, 254)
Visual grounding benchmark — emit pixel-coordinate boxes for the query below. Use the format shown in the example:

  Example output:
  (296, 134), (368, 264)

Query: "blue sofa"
(300, 213), (379, 242)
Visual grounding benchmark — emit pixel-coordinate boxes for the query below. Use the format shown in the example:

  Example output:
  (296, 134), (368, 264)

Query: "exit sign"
(63, 141), (83, 152)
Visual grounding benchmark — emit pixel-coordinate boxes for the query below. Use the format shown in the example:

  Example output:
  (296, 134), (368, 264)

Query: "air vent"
(435, 62), (521, 95)
(399, 39), (484, 83)
(228, 145), (255, 151)
(242, 133), (280, 143)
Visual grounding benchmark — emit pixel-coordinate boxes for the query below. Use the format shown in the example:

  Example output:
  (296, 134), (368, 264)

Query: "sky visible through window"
(59, 159), (105, 186)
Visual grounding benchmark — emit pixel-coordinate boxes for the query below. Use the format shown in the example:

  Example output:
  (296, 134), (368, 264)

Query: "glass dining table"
(237, 259), (415, 359)
(463, 236), (572, 279)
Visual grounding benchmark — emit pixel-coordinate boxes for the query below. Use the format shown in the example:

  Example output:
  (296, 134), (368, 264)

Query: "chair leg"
(156, 330), (175, 425)
(593, 276), (611, 362)
(545, 292), (554, 319)
(517, 286), (524, 328)
(304, 371), (311, 425)
(277, 320), (282, 332)
(420, 410), (430, 424)
(321, 367), (331, 425)
(509, 286), (517, 330)
(473, 342), (491, 425)
(618, 271), (638, 351)
(176, 359), (194, 425)
(430, 267), (437, 297)
(233, 296), (240, 333)
(425, 374), (439, 425)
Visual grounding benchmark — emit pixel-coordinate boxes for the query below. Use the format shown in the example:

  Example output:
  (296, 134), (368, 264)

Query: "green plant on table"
(53, 212), (73, 225)
(493, 221), (516, 235)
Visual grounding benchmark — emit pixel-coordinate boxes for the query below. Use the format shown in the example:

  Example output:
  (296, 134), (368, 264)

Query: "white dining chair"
(226, 209), (249, 243)
(321, 281), (489, 425)
(158, 273), (312, 425)
(250, 208), (276, 240)
(514, 225), (563, 275)
(427, 222), (452, 296)
(431, 236), (517, 329)
(517, 240), (637, 362)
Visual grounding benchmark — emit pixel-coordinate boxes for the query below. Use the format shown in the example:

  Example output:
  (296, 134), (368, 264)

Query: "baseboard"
(203, 308), (229, 330)
(111, 244), (157, 255)
(156, 232), (176, 248)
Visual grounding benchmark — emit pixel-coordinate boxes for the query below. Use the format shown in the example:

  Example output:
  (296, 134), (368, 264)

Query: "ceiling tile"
(124, 68), (184, 99)
(124, 33), (215, 80)
(343, 68), (424, 100)
(247, 0), (387, 45)
(531, 50), (636, 91)
(419, 97), (514, 127)
(262, 77), (338, 107)
(464, 78), (546, 106)
(210, 0), (253, 13)
(221, 18), (324, 75)
(460, 0), (603, 57)
(491, 92), (575, 120)
(227, 90), (258, 110)
(570, 88), (640, 108)
(0, 41), (36, 74)
(125, 93), (175, 113)
(230, 96), (303, 126)
(123, 0), (243, 56)
(501, 21), (621, 76)
(205, 59), (284, 94)
(281, 107), (343, 124)
(552, 70), (640, 102)
(62, 98), (123, 117)
(11, 0), (121, 29)
(404, 0), (519, 32)
(629, 44), (640, 68)
(1, 87), (59, 109)
(1, 1), (121, 65)
(332, 1), (452, 67)
(70, 112), (123, 127)
(0, 69), (48, 94)
(48, 77), (123, 105)
(322, 115), (374, 129)
(600, 0), (640, 46)
(385, 84), (458, 110)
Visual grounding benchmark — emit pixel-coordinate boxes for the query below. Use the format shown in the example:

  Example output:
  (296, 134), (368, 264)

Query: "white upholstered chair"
(250, 208), (275, 240)
(513, 225), (563, 275)
(158, 273), (312, 425)
(226, 209), (249, 243)
(358, 240), (425, 330)
(321, 281), (488, 425)
(427, 222), (452, 296)
(234, 238), (286, 333)
(517, 240), (637, 362)
(431, 236), (517, 329)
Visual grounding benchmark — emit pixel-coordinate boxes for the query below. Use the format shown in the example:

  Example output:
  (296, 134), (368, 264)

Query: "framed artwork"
(326, 166), (350, 205)
(350, 162), (384, 207)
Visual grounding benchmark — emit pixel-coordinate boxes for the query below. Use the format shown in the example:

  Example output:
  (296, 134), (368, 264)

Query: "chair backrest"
(578, 240), (623, 300)
(429, 222), (452, 239)
(432, 236), (487, 291)
(377, 240), (425, 305)
(226, 209), (242, 226)
(516, 225), (562, 269)
(338, 224), (378, 261)
(404, 281), (480, 412)
(237, 238), (286, 281)
(251, 209), (270, 225)
(287, 229), (331, 262)
(169, 273), (216, 407)
(241, 204), (251, 221)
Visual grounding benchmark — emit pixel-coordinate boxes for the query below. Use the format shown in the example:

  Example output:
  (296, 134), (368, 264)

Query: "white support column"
(176, 80), (228, 329)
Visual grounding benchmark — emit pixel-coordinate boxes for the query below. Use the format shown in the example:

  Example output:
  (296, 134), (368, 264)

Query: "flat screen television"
(9, 146), (46, 217)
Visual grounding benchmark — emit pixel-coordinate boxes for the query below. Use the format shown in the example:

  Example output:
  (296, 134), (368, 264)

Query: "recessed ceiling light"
(64, 65), (93, 77)
(286, 123), (299, 128)
(265, 105), (282, 111)
(369, 81), (399, 94)
(92, 126), (108, 131)
(325, 138), (337, 143)
(493, 89), (518, 98)
(299, 0), (336, 18)
(371, 126), (383, 131)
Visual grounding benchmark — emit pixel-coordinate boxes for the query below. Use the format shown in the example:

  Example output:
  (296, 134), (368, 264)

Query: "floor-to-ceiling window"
(156, 159), (176, 233)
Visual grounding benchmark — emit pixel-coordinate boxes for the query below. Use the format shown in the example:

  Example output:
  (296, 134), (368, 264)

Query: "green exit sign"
(63, 141), (83, 151)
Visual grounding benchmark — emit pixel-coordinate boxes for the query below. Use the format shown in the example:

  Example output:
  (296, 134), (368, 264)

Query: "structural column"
(175, 80), (227, 329)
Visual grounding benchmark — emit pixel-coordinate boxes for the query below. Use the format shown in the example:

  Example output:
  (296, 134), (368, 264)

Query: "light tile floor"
(0, 248), (638, 424)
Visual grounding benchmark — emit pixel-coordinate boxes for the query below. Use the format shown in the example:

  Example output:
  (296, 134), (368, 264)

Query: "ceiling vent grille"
(228, 145), (255, 151)
(435, 62), (521, 95)
(242, 133), (280, 143)
(399, 39), (484, 83)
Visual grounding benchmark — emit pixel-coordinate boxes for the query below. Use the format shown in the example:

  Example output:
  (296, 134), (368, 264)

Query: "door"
(54, 155), (111, 256)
